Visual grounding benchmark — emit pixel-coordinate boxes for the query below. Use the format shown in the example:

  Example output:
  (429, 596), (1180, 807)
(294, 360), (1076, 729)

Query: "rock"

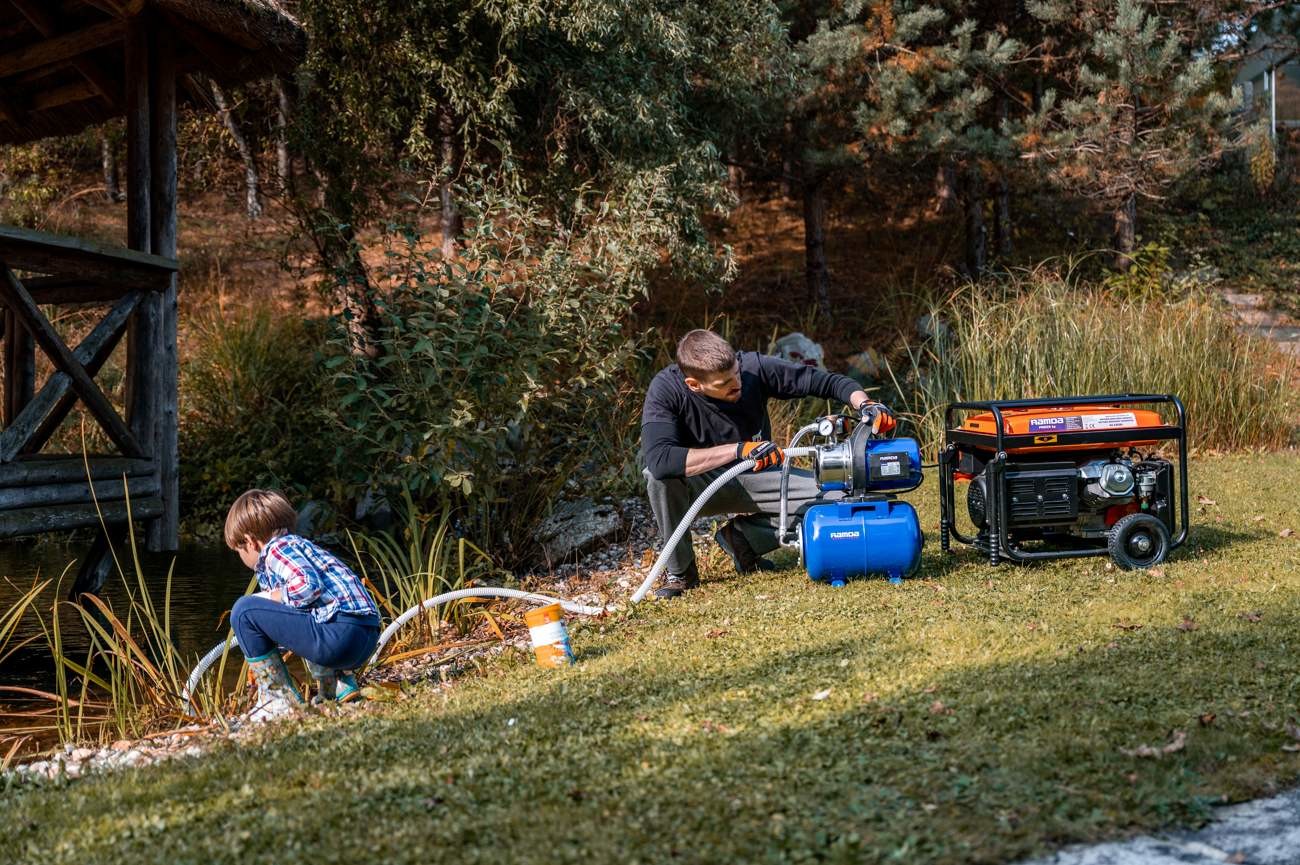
(71, 747), (94, 761)
(110, 739), (133, 751)
(846, 348), (887, 383)
(771, 332), (825, 368)
(354, 488), (394, 530)
(296, 500), (328, 538)
(917, 314), (951, 343)
(534, 498), (625, 565)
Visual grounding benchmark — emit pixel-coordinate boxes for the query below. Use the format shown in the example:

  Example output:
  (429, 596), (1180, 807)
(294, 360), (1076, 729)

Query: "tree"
(1021, 0), (1235, 269)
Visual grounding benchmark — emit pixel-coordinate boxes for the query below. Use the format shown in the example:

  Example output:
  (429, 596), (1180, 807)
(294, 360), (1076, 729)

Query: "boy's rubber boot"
(246, 650), (305, 719)
(303, 659), (338, 703)
(335, 671), (361, 704)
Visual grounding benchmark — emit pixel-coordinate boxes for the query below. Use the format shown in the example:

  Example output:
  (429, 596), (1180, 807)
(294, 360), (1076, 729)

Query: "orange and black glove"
(736, 440), (784, 472)
(859, 402), (897, 435)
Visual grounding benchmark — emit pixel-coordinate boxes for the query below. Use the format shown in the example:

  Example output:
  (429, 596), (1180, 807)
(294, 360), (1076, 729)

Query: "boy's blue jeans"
(232, 596), (379, 669)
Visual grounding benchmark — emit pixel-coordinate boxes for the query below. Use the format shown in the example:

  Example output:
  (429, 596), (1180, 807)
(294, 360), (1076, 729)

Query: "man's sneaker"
(714, 520), (777, 574)
(654, 561), (700, 600)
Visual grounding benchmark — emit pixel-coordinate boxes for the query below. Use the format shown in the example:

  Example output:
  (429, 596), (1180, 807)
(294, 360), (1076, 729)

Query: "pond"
(0, 538), (250, 692)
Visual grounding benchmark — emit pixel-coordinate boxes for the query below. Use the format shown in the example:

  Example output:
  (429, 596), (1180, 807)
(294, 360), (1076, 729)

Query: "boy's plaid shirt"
(255, 533), (377, 623)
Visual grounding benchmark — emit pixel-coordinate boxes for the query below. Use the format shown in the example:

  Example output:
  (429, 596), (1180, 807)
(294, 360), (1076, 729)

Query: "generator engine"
(939, 397), (1189, 570)
(785, 415), (924, 586)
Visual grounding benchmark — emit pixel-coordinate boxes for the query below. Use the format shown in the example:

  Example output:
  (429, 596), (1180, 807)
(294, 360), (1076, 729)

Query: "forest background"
(1, 0), (1296, 572)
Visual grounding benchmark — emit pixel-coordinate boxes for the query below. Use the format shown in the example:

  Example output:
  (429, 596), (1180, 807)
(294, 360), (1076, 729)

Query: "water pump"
(779, 413), (925, 586)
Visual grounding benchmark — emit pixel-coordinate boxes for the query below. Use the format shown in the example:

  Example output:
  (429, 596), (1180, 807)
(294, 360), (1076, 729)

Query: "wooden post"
(2, 309), (34, 425)
(124, 16), (149, 253)
(148, 21), (178, 551)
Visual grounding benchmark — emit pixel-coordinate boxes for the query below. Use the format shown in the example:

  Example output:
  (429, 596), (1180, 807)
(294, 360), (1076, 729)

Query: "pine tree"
(1021, 0), (1236, 269)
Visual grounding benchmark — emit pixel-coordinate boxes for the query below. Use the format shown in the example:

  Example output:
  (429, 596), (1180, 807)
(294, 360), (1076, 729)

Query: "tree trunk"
(802, 169), (831, 319)
(994, 95), (1012, 258)
(963, 162), (987, 279)
(781, 118), (796, 200)
(274, 76), (292, 189)
(1112, 193), (1136, 271)
(932, 158), (957, 215)
(99, 130), (123, 203)
(209, 80), (263, 220)
(438, 108), (460, 258)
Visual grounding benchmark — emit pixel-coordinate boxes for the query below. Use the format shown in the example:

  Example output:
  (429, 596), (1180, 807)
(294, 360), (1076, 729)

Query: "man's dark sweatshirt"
(639, 351), (860, 480)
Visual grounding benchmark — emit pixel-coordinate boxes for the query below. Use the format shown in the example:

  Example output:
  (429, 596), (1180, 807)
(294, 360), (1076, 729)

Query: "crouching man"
(640, 329), (894, 598)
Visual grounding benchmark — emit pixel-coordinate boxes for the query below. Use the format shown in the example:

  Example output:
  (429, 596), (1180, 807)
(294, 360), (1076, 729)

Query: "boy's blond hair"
(676, 329), (736, 379)
(225, 489), (297, 549)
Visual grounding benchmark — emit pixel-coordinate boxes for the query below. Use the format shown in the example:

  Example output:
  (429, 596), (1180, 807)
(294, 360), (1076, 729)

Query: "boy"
(226, 489), (380, 718)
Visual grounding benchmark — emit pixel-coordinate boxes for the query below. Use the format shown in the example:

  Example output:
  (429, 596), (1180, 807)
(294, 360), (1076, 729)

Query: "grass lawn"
(3, 453), (1300, 865)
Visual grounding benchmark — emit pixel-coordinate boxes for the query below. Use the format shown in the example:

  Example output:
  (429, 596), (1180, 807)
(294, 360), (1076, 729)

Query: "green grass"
(4, 453), (1300, 864)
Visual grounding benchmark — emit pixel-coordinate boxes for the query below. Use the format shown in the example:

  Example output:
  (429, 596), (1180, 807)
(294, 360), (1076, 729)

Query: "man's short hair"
(676, 330), (736, 379)
(224, 489), (297, 549)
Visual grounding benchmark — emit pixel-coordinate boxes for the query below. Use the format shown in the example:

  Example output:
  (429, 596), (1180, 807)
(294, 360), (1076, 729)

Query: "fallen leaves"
(1121, 729), (1186, 759)
(1281, 528), (1295, 539)
(705, 629), (729, 639)
(1112, 620), (1143, 631)
(1198, 713), (1216, 727)
(1196, 495), (1218, 506)
(928, 700), (954, 716)
(811, 688), (832, 701)
(1239, 610), (1263, 623)
(1177, 616), (1199, 632)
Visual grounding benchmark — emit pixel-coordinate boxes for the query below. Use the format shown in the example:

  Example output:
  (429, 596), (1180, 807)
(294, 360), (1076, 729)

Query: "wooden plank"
(10, 0), (122, 109)
(148, 22), (178, 552)
(0, 495), (162, 538)
(1, 291), (140, 460)
(0, 456), (152, 487)
(0, 267), (145, 458)
(0, 474), (160, 510)
(125, 14), (149, 253)
(23, 276), (130, 305)
(0, 225), (175, 285)
(0, 20), (123, 79)
(2, 309), (34, 425)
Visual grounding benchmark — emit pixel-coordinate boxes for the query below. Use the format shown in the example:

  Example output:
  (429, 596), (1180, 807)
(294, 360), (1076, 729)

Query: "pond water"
(0, 538), (250, 692)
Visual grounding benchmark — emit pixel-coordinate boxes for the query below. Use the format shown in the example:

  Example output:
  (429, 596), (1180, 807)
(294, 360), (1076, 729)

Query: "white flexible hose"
(184, 451), (816, 712)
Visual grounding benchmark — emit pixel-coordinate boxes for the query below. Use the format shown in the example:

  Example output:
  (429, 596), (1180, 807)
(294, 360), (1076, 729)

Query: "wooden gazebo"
(0, 1), (304, 570)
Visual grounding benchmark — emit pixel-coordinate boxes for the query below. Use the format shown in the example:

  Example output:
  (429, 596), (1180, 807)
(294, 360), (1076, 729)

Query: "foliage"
(5, 454), (1300, 863)
(1247, 121), (1278, 196)
(349, 497), (495, 649)
(886, 268), (1295, 455)
(321, 180), (648, 566)
(178, 308), (333, 531)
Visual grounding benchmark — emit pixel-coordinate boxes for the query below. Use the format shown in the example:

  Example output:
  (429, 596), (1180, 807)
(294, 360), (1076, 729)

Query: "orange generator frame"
(938, 395), (1190, 568)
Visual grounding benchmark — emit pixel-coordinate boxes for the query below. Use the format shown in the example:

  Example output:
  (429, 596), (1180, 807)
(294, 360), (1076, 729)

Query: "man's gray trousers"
(643, 465), (824, 575)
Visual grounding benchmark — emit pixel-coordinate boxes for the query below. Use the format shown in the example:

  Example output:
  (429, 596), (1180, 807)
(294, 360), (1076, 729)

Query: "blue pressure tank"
(802, 498), (923, 586)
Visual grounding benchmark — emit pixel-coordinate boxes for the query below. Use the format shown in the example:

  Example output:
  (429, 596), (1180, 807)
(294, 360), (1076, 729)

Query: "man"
(640, 329), (894, 598)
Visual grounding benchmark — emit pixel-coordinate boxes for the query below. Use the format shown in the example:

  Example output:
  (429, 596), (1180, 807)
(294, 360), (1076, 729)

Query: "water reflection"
(0, 539), (251, 690)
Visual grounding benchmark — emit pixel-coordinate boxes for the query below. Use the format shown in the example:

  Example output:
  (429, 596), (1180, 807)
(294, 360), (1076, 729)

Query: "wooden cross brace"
(0, 266), (145, 459)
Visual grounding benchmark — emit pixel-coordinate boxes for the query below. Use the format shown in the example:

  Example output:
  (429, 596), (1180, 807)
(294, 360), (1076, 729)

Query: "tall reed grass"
(886, 270), (1296, 455)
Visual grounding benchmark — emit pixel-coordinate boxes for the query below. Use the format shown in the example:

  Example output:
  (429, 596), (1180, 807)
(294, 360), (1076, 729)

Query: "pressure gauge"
(817, 416), (836, 438)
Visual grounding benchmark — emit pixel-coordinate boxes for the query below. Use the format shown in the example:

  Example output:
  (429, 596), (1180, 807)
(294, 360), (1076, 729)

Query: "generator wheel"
(1108, 513), (1170, 570)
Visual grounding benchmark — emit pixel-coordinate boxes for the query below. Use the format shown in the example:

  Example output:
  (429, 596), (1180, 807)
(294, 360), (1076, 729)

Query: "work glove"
(736, 440), (784, 472)
(859, 402), (897, 435)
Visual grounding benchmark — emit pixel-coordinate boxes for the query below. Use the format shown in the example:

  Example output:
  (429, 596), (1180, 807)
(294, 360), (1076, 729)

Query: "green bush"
(321, 187), (646, 567)
(179, 308), (333, 531)
(887, 270), (1296, 454)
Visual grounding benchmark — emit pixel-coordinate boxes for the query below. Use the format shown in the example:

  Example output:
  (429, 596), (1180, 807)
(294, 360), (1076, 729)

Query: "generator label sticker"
(1029, 416), (1083, 432)
(879, 457), (902, 477)
(1081, 412), (1137, 430)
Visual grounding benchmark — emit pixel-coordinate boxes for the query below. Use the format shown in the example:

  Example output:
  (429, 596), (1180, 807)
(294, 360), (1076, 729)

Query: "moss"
(4, 453), (1300, 865)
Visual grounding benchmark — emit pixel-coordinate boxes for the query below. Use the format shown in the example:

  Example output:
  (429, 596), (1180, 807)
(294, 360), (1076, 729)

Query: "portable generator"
(778, 413), (925, 586)
(938, 395), (1189, 569)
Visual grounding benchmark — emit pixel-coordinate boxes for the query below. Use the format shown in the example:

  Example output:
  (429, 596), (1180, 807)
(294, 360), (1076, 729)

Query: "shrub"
(321, 186), (648, 567)
(887, 269), (1296, 455)
(179, 308), (333, 531)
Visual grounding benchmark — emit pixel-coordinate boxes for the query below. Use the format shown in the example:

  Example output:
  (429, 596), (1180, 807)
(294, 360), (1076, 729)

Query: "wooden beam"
(0, 456), (153, 486)
(1, 291), (140, 461)
(0, 224), (176, 286)
(124, 14), (149, 252)
(23, 276), (132, 305)
(148, 20), (178, 551)
(0, 496), (162, 538)
(10, 0), (121, 109)
(0, 266), (145, 458)
(2, 309), (34, 425)
(162, 11), (246, 75)
(0, 474), (160, 511)
(0, 20), (123, 80)
(31, 79), (99, 112)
